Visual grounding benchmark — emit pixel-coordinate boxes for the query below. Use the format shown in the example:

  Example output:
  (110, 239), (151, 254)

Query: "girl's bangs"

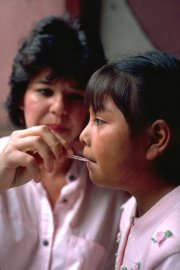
(85, 67), (117, 112)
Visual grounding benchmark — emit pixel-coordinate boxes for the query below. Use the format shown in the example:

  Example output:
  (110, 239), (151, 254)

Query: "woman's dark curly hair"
(6, 15), (106, 127)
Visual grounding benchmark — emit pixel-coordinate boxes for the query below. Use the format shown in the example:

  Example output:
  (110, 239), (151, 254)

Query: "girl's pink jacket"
(115, 186), (180, 270)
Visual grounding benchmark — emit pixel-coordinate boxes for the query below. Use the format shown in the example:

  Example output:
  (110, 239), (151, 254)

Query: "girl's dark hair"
(6, 15), (106, 127)
(85, 50), (180, 183)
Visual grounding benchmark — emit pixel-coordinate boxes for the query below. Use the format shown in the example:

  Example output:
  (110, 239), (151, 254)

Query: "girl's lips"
(83, 154), (96, 163)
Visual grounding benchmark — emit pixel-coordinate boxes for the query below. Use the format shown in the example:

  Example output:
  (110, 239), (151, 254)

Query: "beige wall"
(100, 0), (154, 62)
(0, 0), (66, 136)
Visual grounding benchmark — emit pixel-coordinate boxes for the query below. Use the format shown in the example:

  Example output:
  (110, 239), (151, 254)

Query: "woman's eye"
(37, 88), (53, 97)
(66, 93), (84, 102)
(94, 118), (105, 126)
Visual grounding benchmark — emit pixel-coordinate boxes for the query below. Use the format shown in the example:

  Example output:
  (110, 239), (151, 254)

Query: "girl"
(80, 51), (180, 269)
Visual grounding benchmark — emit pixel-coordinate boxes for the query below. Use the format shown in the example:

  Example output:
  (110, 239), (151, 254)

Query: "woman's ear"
(19, 102), (24, 110)
(146, 120), (171, 160)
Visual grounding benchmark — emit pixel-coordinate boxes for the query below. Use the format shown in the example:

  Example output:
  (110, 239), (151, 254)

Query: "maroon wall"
(127, 0), (180, 55)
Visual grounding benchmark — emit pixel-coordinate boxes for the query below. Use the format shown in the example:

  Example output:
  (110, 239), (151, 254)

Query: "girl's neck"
(135, 183), (177, 217)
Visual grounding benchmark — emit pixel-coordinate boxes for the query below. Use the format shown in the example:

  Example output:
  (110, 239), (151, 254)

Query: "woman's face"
(21, 70), (87, 143)
(80, 98), (146, 189)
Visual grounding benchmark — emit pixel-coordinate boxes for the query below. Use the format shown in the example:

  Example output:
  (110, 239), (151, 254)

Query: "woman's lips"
(47, 124), (69, 133)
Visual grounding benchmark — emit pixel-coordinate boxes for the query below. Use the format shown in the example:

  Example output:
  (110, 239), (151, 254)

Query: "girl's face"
(80, 98), (146, 189)
(22, 70), (87, 143)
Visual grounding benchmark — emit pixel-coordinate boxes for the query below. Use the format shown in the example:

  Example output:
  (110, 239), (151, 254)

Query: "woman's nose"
(50, 95), (67, 116)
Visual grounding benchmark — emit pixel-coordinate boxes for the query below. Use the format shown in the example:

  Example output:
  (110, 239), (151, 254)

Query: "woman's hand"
(0, 125), (73, 191)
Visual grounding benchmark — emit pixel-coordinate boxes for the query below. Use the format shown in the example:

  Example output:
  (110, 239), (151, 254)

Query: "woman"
(0, 15), (129, 270)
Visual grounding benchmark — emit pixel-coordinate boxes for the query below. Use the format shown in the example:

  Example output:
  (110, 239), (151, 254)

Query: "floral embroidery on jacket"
(151, 230), (172, 244)
(116, 231), (121, 243)
(119, 261), (141, 270)
(131, 262), (141, 270)
(120, 266), (128, 270)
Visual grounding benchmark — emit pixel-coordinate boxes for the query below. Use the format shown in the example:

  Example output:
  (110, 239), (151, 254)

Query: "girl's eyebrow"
(98, 105), (115, 114)
(89, 107), (111, 114)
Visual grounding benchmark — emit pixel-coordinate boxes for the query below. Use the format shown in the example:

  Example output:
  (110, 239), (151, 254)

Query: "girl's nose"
(50, 95), (67, 116)
(79, 124), (90, 146)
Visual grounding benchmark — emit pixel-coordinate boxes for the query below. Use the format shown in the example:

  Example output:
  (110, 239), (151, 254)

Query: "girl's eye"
(37, 88), (53, 97)
(94, 118), (106, 126)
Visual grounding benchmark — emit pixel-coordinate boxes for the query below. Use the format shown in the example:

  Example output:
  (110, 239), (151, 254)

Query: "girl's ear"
(146, 120), (171, 160)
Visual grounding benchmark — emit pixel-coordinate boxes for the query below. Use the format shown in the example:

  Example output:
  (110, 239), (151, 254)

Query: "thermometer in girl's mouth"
(68, 154), (89, 162)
